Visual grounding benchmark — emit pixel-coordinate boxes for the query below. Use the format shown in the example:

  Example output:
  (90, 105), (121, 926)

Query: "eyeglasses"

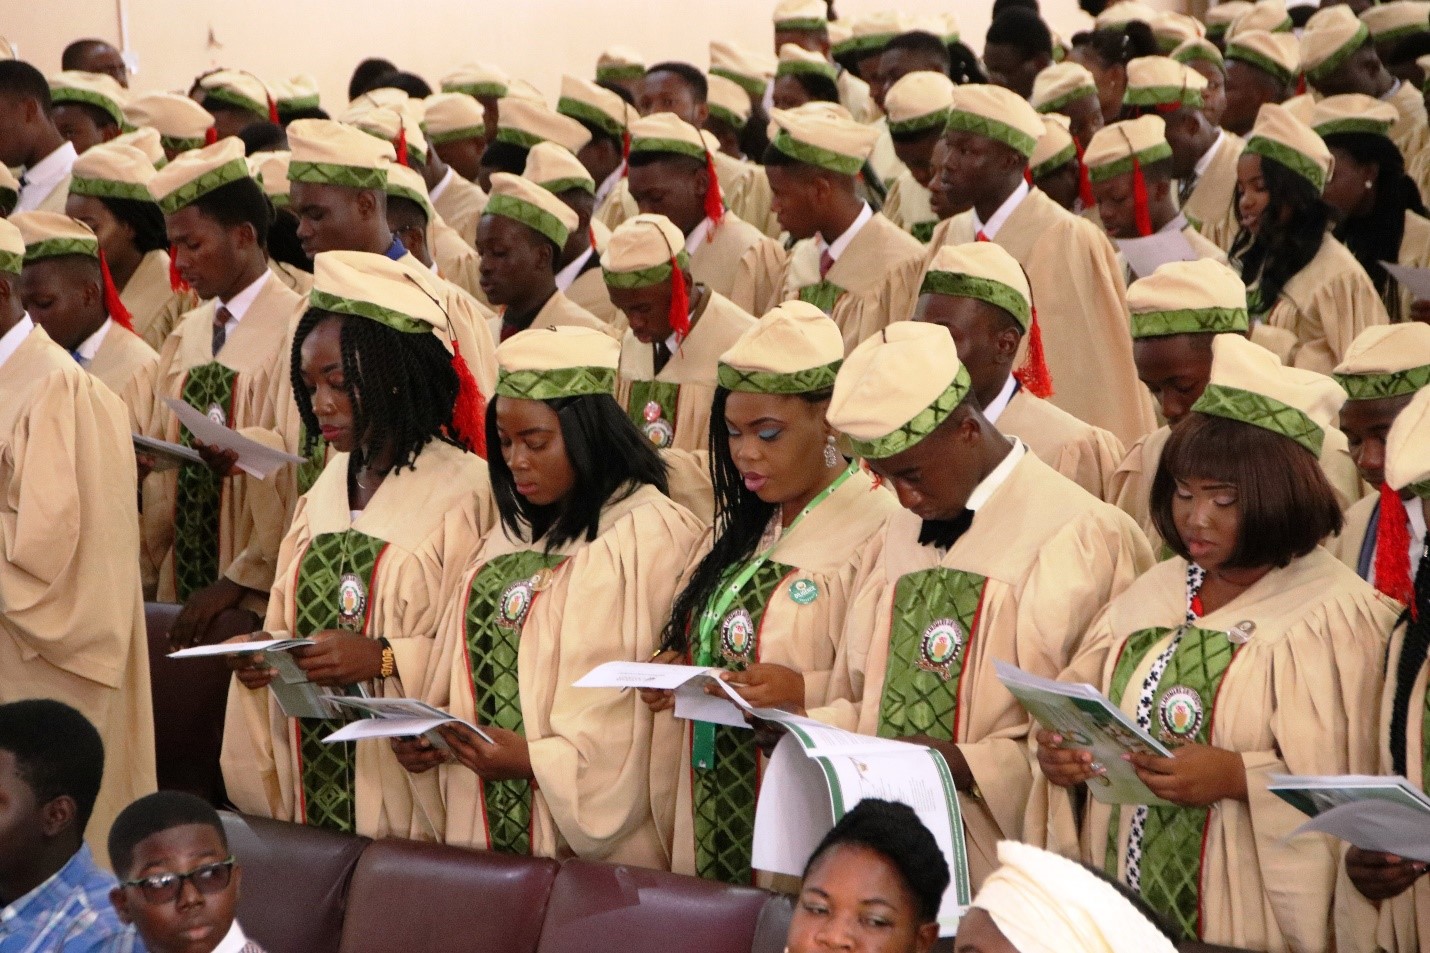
(120, 858), (236, 904)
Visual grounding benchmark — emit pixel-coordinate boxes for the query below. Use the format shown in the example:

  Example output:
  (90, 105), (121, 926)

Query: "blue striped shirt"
(0, 845), (137, 953)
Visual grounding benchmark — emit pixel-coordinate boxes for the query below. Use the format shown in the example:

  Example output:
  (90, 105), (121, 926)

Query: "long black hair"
(96, 196), (169, 254)
(1326, 131), (1428, 301)
(1230, 157), (1331, 315)
(1389, 558), (1427, 776)
(661, 386), (832, 654)
(485, 392), (668, 551)
(290, 308), (463, 480)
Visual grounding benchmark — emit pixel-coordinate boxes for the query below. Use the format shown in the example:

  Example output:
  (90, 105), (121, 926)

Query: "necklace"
(354, 468), (383, 491)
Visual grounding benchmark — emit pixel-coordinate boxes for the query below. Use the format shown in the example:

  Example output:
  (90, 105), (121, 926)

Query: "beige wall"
(4, 0), (1176, 109)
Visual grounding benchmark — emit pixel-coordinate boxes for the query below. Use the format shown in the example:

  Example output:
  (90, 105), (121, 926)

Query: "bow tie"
(919, 508), (974, 550)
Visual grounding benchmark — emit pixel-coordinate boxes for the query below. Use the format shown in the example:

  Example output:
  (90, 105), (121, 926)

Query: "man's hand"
(194, 440), (241, 478)
(436, 724), (532, 782)
(638, 650), (682, 713)
(392, 736), (450, 774)
(1346, 847), (1428, 901)
(1409, 298), (1430, 325)
(224, 632), (277, 690)
(291, 630), (386, 686)
(170, 577), (259, 650)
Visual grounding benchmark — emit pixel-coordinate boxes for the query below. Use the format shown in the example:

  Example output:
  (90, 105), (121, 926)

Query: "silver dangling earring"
(824, 435), (840, 468)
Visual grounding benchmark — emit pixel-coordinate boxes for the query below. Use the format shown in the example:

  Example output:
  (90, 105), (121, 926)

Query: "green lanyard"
(690, 462), (856, 769)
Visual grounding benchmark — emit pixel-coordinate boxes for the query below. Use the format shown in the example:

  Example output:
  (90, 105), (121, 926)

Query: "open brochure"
(575, 660), (754, 727)
(1116, 229), (1200, 280)
(750, 717), (971, 937)
(1272, 774), (1430, 863)
(1382, 261), (1430, 302)
(168, 638), (361, 720)
(995, 661), (1173, 806)
(132, 433), (202, 470)
(318, 696), (494, 747)
(163, 397), (306, 479)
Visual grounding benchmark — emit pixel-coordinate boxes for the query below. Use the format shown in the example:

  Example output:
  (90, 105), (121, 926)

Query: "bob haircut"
(1150, 412), (1343, 569)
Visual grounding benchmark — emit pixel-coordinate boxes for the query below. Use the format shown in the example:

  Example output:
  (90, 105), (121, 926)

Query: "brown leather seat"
(751, 893), (794, 953)
(534, 859), (771, 953)
(340, 839), (559, 953)
(146, 602), (231, 803)
(222, 812), (370, 953)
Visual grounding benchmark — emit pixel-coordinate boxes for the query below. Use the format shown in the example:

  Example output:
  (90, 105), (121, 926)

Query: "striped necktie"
(213, 305), (232, 355)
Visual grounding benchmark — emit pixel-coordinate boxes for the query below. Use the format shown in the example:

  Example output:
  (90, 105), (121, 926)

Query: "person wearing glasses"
(108, 791), (264, 953)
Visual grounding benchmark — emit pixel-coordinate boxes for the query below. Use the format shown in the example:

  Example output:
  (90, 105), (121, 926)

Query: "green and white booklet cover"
(1270, 774), (1430, 863)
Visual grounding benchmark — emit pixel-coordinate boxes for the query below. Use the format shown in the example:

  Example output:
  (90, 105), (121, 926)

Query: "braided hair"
(1230, 157), (1331, 316)
(290, 308), (463, 482)
(1389, 564), (1428, 776)
(661, 386), (831, 654)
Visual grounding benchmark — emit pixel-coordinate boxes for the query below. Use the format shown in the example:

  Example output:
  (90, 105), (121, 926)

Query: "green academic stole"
(296, 424), (327, 495)
(797, 281), (847, 316)
(691, 558), (793, 885)
(625, 379), (680, 449)
(911, 221), (938, 244)
(1104, 626), (1242, 939)
(876, 568), (987, 741)
(174, 362), (238, 601)
(292, 529), (388, 834)
(463, 550), (568, 854)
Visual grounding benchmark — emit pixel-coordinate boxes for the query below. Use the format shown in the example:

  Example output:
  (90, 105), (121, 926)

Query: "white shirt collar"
(981, 375), (1018, 425)
(554, 245), (595, 291)
(1411, 497), (1428, 582)
(596, 164), (625, 206)
(16, 141), (77, 213)
(1159, 212), (1190, 235)
(1193, 129), (1225, 180)
(685, 217), (716, 256)
(73, 318), (114, 365)
(218, 269), (272, 328)
(972, 180), (1030, 240)
(1382, 78), (1404, 102)
(429, 167), (455, 203)
(817, 202), (873, 262)
(211, 921), (251, 953)
(0, 314), (34, 371)
(966, 438), (1027, 512)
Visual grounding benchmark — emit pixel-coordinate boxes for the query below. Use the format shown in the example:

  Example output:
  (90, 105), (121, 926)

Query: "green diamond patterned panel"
(464, 550), (568, 854)
(299, 718), (357, 833)
(626, 379), (681, 449)
(912, 220), (938, 244)
(1104, 627), (1174, 875)
(798, 281), (846, 315)
(174, 362), (236, 601)
(877, 568), (986, 741)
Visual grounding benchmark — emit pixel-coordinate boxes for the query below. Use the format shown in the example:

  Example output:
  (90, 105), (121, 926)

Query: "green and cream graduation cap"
(777, 43), (838, 81)
(49, 70), (128, 128)
(1154, 12), (1206, 52)
(1226, 0), (1294, 40)
(1332, 323), (1430, 401)
(769, 103), (880, 174)
(384, 162), (435, 221)
(595, 47), (645, 84)
(485, 171), (577, 247)
(707, 75), (753, 131)
(495, 325), (621, 400)
(1084, 115), (1173, 235)
(1361, 1), (1430, 46)
(0, 218), (22, 275)
(249, 150), (293, 206)
(273, 74), (321, 113)
(628, 112), (725, 222)
(111, 127), (165, 167)
(495, 98), (592, 154)
(441, 63), (510, 100)
(558, 75), (630, 140)
(1380, 385), (1430, 606)
(774, 0), (828, 32)
(1031, 61), (1099, 115)
(69, 141), (157, 201)
(1123, 56), (1207, 111)
(1310, 92), (1398, 137)
(945, 84), (1045, 160)
(1096, 1), (1158, 28)
(524, 140), (595, 195)
(710, 41), (775, 98)
(424, 93), (487, 146)
(1030, 114), (1078, 180)
(1224, 30), (1300, 86)
(828, 322), (972, 460)
(149, 136), (254, 214)
(884, 71), (955, 137)
(1245, 101), (1332, 192)
(284, 119), (394, 190)
(12, 209), (135, 329)
(1205, 2), (1254, 40)
(833, 11), (906, 59)
(600, 213), (693, 338)
(1127, 258), (1249, 339)
(1171, 37), (1225, 70)
(124, 92), (215, 154)
(348, 99), (428, 167)
(1190, 332), (1346, 457)
(1300, 5), (1371, 84)
(717, 300), (843, 394)
(199, 69), (278, 123)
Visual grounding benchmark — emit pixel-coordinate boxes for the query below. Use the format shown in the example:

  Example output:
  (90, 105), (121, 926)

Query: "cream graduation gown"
(1032, 552), (1397, 953)
(87, 320), (158, 401)
(428, 483), (703, 866)
(882, 171), (938, 243)
(868, 120), (908, 191)
(810, 448), (1154, 887)
(122, 249), (198, 350)
(220, 440), (497, 840)
(688, 213), (786, 317)
(268, 258), (314, 296)
(998, 385), (1127, 502)
(615, 289), (755, 523)
(430, 216), (484, 302)
(1182, 131), (1245, 253)
(0, 323), (155, 866)
(431, 168), (488, 247)
(1328, 492), (1378, 579)
(487, 289), (617, 344)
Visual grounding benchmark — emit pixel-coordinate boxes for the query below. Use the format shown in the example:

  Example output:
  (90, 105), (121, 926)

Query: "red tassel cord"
(668, 258), (691, 346)
(1132, 153), (1153, 238)
(1023, 167), (1033, 185)
(1012, 306), (1054, 398)
(1374, 482), (1417, 616)
(204, 126), (218, 146)
(1296, 73), (1306, 96)
(1073, 137), (1095, 210)
(621, 131), (631, 178)
(98, 251), (136, 333)
(448, 337), (488, 458)
(168, 245), (191, 293)
(703, 151), (725, 227)
(267, 96), (280, 125)
(395, 126), (409, 167)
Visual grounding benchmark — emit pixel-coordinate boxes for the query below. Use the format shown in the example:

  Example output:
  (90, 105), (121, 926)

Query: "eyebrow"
(728, 416), (785, 428)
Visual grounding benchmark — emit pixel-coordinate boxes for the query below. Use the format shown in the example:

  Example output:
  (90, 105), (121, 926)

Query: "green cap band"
(1315, 117), (1394, 138)
(833, 32), (897, 58)
(558, 96), (625, 138)
(538, 175), (596, 196)
(485, 192), (570, 247)
(771, 129), (864, 175)
(494, 127), (546, 149)
(628, 135), (709, 163)
(427, 125), (486, 145)
(0, 250), (21, 275)
(1130, 307), (1249, 339)
(1036, 86), (1098, 114)
(1086, 141), (1174, 183)
(717, 359), (842, 394)
(595, 64), (646, 83)
(944, 109), (1039, 159)
(24, 236), (99, 262)
(1191, 382), (1325, 455)
(1225, 45), (1296, 85)
(1333, 363), (1430, 401)
(710, 67), (767, 98)
(51, 88), (125, 127)
(887, 109), (949, 137)
(1172, 45), (1224, 69)
(496, 365), (617, 399)
(843, 367), (973, 459)
(1408, 478), (1430, 500)
(1245, 134), (1326, 193)
(442, 81), (508, 99)
(1031, 142), (1078, 180)
(386, 183), (433, 221)
(1123, 85), (1205, 109)
(308, 288), (429, 334)
(1372, 23), (1429, 46)
(286, 160), (387, 192)
(358, 127), (426, 167)
(69, 175), (156, 203)
(278, 94), (320, 112)
(158, 156), (253, 215)
(603, 251), (691, 289)
(160, 135), (207, 154)
(202, 86), (269, 119)
(919, 270), (1032, 329)
(1306, 23), (1370, 82)
(776, 59), (838, 80)
(708, 103), (748, 131)
(774, 17), (827, 31)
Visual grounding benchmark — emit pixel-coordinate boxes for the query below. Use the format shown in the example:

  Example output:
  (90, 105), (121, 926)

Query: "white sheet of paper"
(1381, 261), (1430, 301)
(167, 638), (314, 658)
(162, 397), (306, 479)
(321, 695), (495, 743)
(574, 660), (719, 690)
(1117, 230), (1200, 280)
(322, 716), (452, 743)
(1293, 800), (1430, 863)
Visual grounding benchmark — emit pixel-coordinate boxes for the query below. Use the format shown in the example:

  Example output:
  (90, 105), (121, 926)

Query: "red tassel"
(1132, 154), (1153, 238)
(703, 150), (724, 227)
(589, 225), (597, 249)
(669, 258), (691, 344)
(267, 96), (280, 125)
(168, 245), (190, 293)
(448, 337), (487, 458)
(395, 126), (409, 168)
(98, 251), (136, 334)
(1073, 137), (1095, 210)
(1012, 306), (1054, 398)
(1296, 73), (1306, 96)
(1023, 167), (1033, 185)
(622, 132), (631, 178)
(1374, 483), (1417, 616)
(204, 126), (218, 146)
